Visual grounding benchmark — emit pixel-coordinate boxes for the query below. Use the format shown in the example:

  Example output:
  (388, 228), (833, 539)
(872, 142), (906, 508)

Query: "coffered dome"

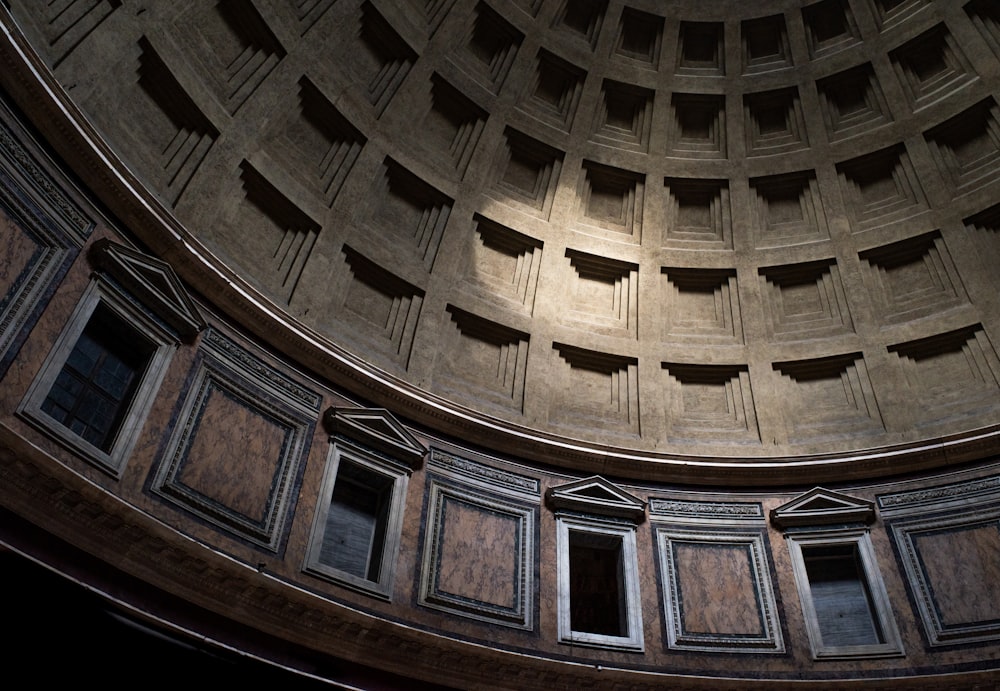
(6, 0), (1000, 483)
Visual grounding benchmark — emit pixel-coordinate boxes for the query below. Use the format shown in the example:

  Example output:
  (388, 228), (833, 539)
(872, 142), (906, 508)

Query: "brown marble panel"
(436, 497), (518, 609)
(914, 524), (1000, 626)
(0, 210), (38, 300)
(674, 542), (763, 636)
(176, 385), (287, 521)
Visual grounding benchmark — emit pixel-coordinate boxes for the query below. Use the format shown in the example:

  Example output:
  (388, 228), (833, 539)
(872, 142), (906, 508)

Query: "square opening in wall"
(802, 544), (884, 648)
(41, 303), (156, 453)
(320, 460), (394, 582)
(569, 530), (628, 637)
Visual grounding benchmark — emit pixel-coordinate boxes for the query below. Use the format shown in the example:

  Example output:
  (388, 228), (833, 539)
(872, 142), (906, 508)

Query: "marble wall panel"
(893, 514), (1000, 645)
(655, 527), (783, 653)
(883, 476), (1000, 646)
(150, 328), (321, 552)
(418, 458), (538, 630)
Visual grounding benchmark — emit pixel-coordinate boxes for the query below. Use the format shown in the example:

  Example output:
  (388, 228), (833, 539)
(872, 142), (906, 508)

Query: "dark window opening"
(803, 544), (884, 647)
(319, 461), (393, 581)
(41, 303), (155, 452)
(568, 531), (627, 637)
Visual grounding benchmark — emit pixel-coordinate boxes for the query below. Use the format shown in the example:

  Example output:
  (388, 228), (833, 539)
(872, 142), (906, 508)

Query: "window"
(771, 487), (903, 659)
(568, 528), (629, 637)
(18, 277), (177, 476)
(549, 476), (645, 651)
(40, 303), (156, 452)
(802, 543), (884, 647)
(318, 457), (394, 582)
(787, 530), (903, 659)
(305, 408), (425, 599)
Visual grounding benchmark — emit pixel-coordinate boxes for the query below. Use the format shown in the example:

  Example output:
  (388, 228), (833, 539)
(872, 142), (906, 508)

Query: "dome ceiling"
(5, 0), (1000, 483)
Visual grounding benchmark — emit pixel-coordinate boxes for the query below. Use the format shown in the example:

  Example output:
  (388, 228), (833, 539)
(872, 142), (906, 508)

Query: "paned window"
(786, 530), (903, 658)
(771, 487), (903, 659)
(549, 476), (646, 651)
(40, 303), (155, 452)
(305, 408), (425, 599)
(802, 543), (884, 647)
(317, 457), (395, 582)
(18, 278), (176, 476)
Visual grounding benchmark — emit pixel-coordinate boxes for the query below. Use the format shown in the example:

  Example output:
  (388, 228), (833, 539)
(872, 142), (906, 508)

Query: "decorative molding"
(201, 328), (322, 412)
(878, 475), (1000, 514)
(459, 2), (523, 94)
(552, 0), (605, 50)
(88, 239), (205, 340)
(661, 268), (742, 344)
(649, 499), (764, 522)
(889, 506), (1000, 645)
(175, 0), (286, 115)
(593, 79), (654, 152)
(492, 127), (563, 220)
(466, 214), (543, 313)
(663, 177), (731, 249)
(614, 8), (662, 66)
(150, 329), (319, 551)
(770, 487), (875, 528)
(741, 13), (791, 73)
(521, 48), (585, 132)
(149, 361), (311, 551)
(0, 102), (92, 242)
(661, 363), (759, 444)
(802, 0), (860, 58)
(676, 21), (723, 75)
(323, 407), (426, 470)
(546, 475), (645, 522)
(0, 109), (86, 371)
(429, 449), (540, 496)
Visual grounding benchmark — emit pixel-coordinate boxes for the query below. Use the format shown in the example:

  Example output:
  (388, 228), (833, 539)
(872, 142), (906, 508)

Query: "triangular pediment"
(770, 487), (875, 528)
(323, 407), (426, 469)
(546, 476), (645, 522)
(88, 239), (205, 339)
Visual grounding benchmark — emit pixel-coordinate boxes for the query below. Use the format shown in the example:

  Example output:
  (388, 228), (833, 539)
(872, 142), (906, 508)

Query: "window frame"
(17, 277), (176, 477)
(304, 436), (410, 600)
(556, 513), (644, 651)
(786, 527), (903, 660)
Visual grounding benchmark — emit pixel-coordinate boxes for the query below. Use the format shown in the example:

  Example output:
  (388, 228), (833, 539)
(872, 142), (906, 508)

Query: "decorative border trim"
(878, 475), (1000, 515)
(0, 100), (92, 242)
(649, 498), (764, 522)
(429, 448), (540, 497)
(0, 99), (89, 372)
(201, 328), (322, 412)
(3, 421), (1000, 688)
